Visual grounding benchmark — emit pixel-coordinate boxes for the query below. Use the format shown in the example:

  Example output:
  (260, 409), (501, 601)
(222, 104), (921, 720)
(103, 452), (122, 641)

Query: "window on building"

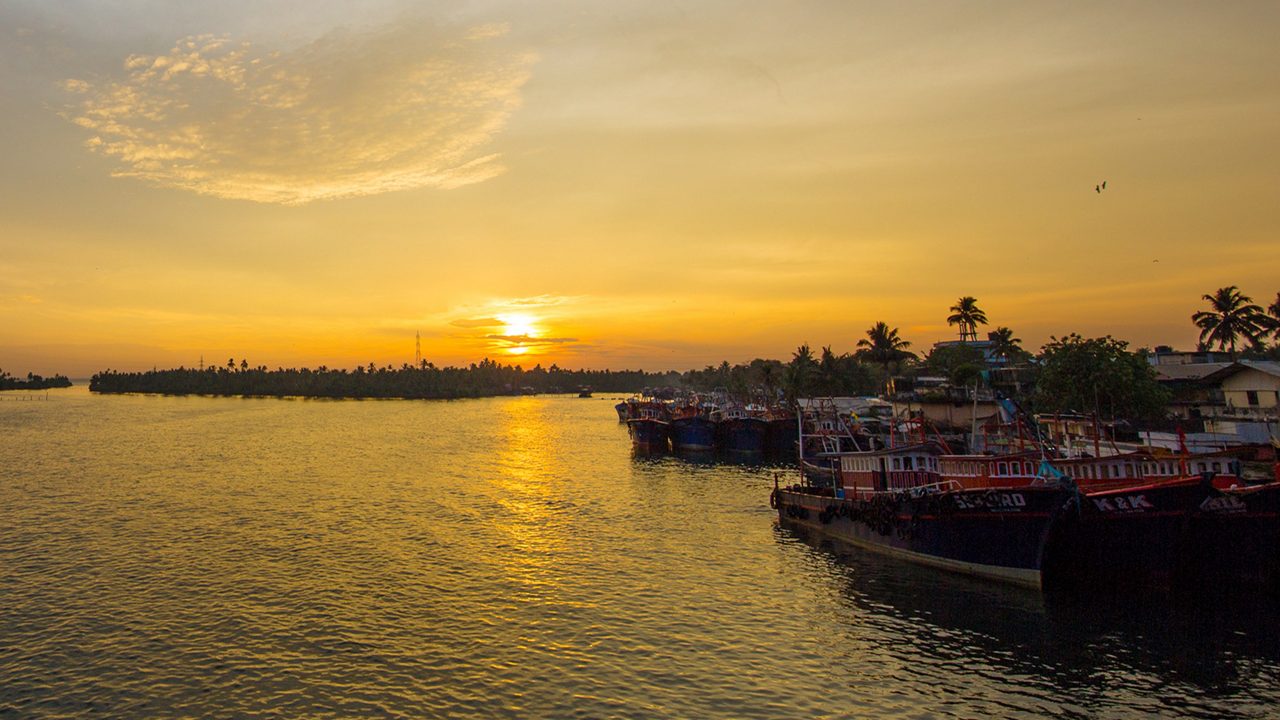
(1246, 390), (1259, 406)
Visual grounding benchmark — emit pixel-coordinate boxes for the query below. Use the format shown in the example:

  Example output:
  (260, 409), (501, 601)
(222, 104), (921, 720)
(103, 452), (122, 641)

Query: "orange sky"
(2, 1), (1278, 377)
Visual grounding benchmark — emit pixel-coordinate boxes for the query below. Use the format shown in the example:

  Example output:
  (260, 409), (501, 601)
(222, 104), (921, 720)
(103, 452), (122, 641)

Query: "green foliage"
(1033, 334), (1169, 422)
(923, 344), (985, 386)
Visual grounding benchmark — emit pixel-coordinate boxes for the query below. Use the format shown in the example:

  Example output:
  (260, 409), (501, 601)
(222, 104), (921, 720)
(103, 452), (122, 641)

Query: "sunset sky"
(2, 1), (1278, 377)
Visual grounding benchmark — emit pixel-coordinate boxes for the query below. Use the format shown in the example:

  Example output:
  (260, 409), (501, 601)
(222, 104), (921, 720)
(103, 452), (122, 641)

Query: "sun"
(498, 313), (538, 338)
(496, 313), (540, 355)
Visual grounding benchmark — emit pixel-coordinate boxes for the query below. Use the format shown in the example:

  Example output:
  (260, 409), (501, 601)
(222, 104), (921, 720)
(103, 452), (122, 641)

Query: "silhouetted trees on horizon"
(90, 359), (682, 400)
(69, 286), (1280, 417)
(0, 368), (72, 391)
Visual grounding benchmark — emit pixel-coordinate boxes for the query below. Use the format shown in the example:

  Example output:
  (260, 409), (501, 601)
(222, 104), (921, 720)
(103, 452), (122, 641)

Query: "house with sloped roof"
(1154, 360), (1280, 442)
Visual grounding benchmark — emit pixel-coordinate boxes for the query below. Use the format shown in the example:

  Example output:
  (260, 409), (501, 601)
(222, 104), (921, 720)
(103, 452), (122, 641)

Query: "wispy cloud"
(62, 20), (534, 204)
(485, 333), (577, 346)
(450, 317), (503, 329)
(502, 294), (574, 308)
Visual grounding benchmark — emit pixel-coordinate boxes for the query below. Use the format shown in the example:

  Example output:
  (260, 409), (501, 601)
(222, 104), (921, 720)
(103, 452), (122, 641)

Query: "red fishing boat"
(774, 441), (1074, 589)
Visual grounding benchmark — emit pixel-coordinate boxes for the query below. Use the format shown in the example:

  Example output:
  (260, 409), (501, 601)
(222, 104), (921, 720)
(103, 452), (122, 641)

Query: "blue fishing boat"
(670, 407), (717, 452)
(715, 403), (769, 454)
(626, 402), (670, 451)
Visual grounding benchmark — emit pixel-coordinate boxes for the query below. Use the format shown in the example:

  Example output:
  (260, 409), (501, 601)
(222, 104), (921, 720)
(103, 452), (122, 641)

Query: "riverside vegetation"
(0, 369), (72, 391)
(86, 287), (1280, 423)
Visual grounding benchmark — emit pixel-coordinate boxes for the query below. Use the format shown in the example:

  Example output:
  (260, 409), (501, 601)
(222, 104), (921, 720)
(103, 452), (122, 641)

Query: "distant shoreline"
(88, 363), (671, 401)
(0, 374), (73, 391)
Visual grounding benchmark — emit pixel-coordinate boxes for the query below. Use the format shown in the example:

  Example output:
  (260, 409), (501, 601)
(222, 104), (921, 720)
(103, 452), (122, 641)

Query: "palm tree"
(1191, 286), (1270, 359)
(818, 345), (843, 395)
(1269, 292), (1280, 342)
(987, 326), (1026, 363)
(857, 322), (915, 395)
(785, 344), (818, 399)
(856, 322), (915, 366)
(947, 296), (988, 342)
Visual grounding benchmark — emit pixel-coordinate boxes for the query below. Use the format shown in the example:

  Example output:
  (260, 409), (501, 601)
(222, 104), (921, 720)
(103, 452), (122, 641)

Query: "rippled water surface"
(3, 387), (1279, 718)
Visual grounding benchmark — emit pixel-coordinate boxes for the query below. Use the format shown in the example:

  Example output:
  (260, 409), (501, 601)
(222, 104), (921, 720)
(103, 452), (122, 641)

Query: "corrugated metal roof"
(1238, 360), (1280, 378)
(1153, 362), (1232, 381)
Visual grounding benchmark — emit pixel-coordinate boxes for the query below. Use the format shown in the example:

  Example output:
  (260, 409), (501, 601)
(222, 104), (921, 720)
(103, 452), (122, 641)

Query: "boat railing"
(850, 479), (965, 499)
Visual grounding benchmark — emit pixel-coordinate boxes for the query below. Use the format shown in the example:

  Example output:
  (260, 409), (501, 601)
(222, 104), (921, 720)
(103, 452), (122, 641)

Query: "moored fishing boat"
(1184, 479), (1280, 593)
(774, 442), (1074, 589)
(765, 405), (798, 456)
(715, 403), (769, 454)
(626, 401), (670, 451)
(1038, 447), (1280, 594)
(669, 399), (717, 452)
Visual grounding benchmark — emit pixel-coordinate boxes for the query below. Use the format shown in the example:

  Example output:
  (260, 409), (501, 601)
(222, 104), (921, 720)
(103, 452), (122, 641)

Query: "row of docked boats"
(774, 399), (1280, 595)
(617, 394), (797, 456)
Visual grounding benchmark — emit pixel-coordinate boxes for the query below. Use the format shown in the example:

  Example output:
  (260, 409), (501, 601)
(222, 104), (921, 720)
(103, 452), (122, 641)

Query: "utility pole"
(415, 331), (421, 367)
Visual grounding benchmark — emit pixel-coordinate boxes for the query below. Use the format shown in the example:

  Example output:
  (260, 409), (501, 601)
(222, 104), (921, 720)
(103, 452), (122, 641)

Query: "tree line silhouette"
(83, 286), (1280, 418)
(0, 369), (72, 391)
(89, 358), (682, 399)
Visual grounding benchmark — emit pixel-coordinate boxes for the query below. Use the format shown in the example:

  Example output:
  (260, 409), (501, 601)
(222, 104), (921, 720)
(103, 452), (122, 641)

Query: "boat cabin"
(937, 452), (1041, 490)
(838, 442), (943, 499)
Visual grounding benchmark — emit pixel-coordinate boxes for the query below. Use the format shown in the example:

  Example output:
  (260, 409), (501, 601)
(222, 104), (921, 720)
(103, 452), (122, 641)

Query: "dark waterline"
(2, 387), (1278, 718)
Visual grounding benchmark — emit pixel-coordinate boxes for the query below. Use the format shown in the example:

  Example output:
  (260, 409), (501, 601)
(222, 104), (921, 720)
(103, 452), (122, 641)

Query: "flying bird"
(1096, 185), (1100, 193)
(1102, 180), (1107, 190)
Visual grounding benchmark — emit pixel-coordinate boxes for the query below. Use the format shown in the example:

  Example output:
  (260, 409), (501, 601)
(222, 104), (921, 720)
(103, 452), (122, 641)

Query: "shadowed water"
(2, 387), (1278, 717)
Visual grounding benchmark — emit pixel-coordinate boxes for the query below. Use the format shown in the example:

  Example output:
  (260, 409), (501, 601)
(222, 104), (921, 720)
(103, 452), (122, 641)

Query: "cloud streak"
(485, 333), (577, 346)
(450, 317), (503, 329)
(63, 20), (534, 204)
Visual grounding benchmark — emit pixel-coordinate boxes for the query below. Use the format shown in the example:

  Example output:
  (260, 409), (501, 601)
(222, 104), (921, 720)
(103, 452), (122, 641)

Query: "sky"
(2, 1), (1278, 377)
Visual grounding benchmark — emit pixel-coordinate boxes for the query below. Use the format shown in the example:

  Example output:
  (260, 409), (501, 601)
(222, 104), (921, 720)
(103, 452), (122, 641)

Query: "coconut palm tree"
(987, 326), (1026, 363)
(818, 345), (844, 395)
(1191, 286), (1270, 359)
(856, 322), (915, 366)
(785, 344), (818, 399)
(857, 322), (915, 395)
(1269, 292), (1280, 342)
(947, 296), (988, 342)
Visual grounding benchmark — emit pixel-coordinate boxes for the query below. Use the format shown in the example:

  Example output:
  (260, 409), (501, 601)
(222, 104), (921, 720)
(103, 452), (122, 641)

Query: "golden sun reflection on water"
(491, 397), (576, 601)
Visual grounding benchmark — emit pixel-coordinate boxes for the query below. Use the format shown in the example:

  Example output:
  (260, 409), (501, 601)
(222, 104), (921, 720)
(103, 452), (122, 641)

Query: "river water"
(2, 387), (1278, 718)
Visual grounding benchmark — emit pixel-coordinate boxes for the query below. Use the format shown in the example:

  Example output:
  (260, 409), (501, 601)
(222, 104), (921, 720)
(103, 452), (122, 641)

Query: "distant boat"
(615, 399), (632, 422)
(578, 386), (592, 398)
